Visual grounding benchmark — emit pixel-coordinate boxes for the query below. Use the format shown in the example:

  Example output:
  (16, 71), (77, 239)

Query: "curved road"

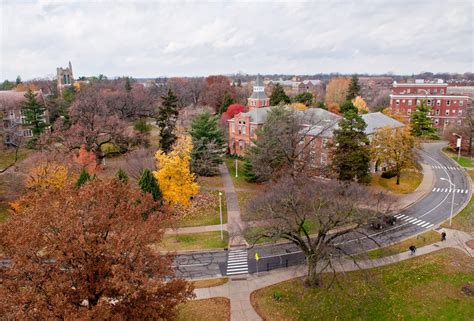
(174, 143), (471, 278)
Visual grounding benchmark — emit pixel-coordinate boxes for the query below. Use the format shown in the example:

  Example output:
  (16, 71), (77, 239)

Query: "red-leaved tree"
(220, 103), (247, 126)
(0, 179), (194, 319)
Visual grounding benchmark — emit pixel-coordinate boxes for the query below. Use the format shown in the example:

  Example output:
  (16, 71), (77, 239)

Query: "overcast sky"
(1, 0), (473, 80)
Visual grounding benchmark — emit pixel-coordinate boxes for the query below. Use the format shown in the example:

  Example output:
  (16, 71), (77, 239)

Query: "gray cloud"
(1, 0), (472, 80)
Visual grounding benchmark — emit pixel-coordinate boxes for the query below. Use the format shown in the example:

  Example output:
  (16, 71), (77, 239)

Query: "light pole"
(219, 192), (223, 240)
(235, 158), (238, 178)
(440, 177), (455, 226)
(453, 133), (462, 161)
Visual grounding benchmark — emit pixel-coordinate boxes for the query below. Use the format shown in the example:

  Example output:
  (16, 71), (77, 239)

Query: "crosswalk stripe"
(228, 253), (247, 258)
(426, 224), (434, 228)
(407, 218), (417, 223)
(400, 216), (410, 221)
(416, 221), (425, 226)
(420, 222), (430, 227)
(226, 249), (248, 276)
(395, 214), (404, 218)
(411, 219), (421, 224)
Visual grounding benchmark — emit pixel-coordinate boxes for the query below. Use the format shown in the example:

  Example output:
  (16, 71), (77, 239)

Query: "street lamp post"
(235, 158), (238, 178)
(440, 177), (455, 226)
(453, 133), (462, 161)
(219, 192), (223, 240)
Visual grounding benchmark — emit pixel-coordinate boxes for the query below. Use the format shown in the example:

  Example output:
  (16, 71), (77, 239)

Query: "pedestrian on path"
(409, 245), (416, 255)
(441, 232), (447, 241)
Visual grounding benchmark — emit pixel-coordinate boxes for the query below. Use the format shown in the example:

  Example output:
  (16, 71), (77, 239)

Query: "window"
(435, 109), (440, 115)
(427, 100), (431, 106)
(445, 110), (450, 116)
(416, 100), (421, 106)
(444, 119), (449, 125)
(407, 89), (411, 93)
(460, 100), (464, 106)
(250, 126), (255, 136)
(402, 99), (405, 103)
(23, 129), (32, 137)
(452, 110), (456, 114)
(408, 99), (412, 106)
(239, 140), (246, 151)
(458, 110), (463, 116)
(440, 89), (444, 94)
(396, 99), (400, 106)
(407, 108), (412, 114)
(434, 118), (439, 125)
(457, 119), (462, 125)
(322, 138), (328, 148)
(321, 153), (327, 166)
(434, 89), (437, 94)
(447, 100), (451, 106)
(436, 100), (441, 106)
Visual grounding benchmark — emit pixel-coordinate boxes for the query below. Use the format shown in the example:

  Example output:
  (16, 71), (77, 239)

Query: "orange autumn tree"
(325, 77), (351, 112)
(0, 179), (193, 319)
(353, 96), (369, 114)
(74, 144), (98, 175)
(153, 135), (199, 206)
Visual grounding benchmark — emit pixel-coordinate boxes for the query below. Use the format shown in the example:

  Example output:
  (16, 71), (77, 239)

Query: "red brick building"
(247, 74), (270, 109)
(389, 80), (470, 130)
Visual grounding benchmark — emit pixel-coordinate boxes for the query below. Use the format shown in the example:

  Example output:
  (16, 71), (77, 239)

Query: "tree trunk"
(305, 256), (322, 288)
(396, 173), (400, 185)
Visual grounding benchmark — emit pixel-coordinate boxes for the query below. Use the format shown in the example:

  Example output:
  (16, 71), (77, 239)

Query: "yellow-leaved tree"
(27, 163), (69, 191)
(325, 77), (350, 112)
(352, 96), (369, 114)
(153, 135), (199, 206)
(289, 102), (307, 111)
(371, 126), (417, 185)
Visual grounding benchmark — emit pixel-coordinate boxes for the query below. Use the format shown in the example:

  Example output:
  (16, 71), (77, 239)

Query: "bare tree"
(246, 176), (393, 287)
(123, 148), (155, 181)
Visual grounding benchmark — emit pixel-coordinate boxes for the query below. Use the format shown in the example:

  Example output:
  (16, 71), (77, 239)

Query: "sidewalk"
(391, 163), (434, 211)
(195, 228), (474, 321)
(164, 224), (227, 235)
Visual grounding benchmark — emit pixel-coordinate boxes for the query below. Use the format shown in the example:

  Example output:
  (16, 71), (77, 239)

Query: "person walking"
(409, 245), (416, 255)
(441, 232), (447, 241)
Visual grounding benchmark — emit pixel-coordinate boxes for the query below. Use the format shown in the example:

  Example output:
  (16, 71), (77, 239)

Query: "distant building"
(359, 77), (392, 107)
(57, 61), (74, 95)
(389, 79), (471, 130)
(0, 90), (47, 146)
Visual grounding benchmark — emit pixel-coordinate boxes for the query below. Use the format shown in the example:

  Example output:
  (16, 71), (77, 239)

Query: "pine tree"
(21, 88), (47, 136)
(243, 158), (258, 182)
(269, 83), (290, 106)
(189, 111), (225, 176)
(125, 77), (132, 92)
(75, 169), (91, 188)
(156, 89), (179, 153)
(115, 168), (129, 182)
(346, 75), (361, 101)
(411, 101), (437, 137)
(138, 168), (162, 201)
(332, 109), (371, 184)
(219, 93), (235, 114)
(339, 100), (358, 115)
(16, 75), (22, 85)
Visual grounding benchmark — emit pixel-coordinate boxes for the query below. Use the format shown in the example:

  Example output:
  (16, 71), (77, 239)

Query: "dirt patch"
(466, 239), (474, 250)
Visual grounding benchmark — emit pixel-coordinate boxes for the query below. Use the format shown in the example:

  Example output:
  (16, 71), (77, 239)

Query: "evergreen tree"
(243, 158), (258, 182)
(269, 83), (290, 106)
(332, 109), (371, 184)
(138, 168), (162, 201)
(316, 101), (327, 110)
(219, 93), (235, 114)
(75, 169), (91, 188)
(0, 80), (14, 90)
(16, 75), (22, 85)
(157, 89), (179, 153)
(345, 75), (361, 101)
(21, 88), (47, 136)
(339, 100), (358, 115)
(292, 92), (313, 106)
(115, 168), (128, 182)
(125, 77), (132, 92)
(189, 111), (225, 176)
(410, 101), (437, 137)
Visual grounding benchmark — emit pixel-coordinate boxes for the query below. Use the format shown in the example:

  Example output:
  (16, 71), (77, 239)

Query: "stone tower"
(247, 74), (270, 110)
(56, 61), (74, 95)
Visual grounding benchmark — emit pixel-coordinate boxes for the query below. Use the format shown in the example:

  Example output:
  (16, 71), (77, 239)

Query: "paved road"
(175, 143), (471, 278)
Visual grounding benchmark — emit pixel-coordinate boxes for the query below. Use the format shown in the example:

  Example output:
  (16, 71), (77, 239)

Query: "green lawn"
(224, 158), (264, 190)
(362, 230), (440, 259)
(172, 190), (227, 228)
(0, 204), (10, 222)
(443, 148), (474, 167)
(153, 231), (229, 252)
(177, 297), (230, 321)
(252, 248), (474, 321)
(0, 148), (28, 170)
(371, 170), (422, 194)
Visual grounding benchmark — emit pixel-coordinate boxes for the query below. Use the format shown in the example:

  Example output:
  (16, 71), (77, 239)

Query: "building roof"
(249, 91), (269, 100)
(239, 107), (271, 123)
(361, 112), (405, 135)
(0, 90), (45, 111)
(255, 74), (264, 87)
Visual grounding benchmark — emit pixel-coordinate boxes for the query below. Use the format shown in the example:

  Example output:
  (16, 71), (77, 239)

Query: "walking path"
(195, 228), (474, 321)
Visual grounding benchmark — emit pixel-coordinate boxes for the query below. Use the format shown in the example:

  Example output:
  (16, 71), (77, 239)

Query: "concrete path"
(195, 228), (473, 321)
(164, 224), (228, 235)
(391, 163), (434, 211)
(219, 163), (247, 248)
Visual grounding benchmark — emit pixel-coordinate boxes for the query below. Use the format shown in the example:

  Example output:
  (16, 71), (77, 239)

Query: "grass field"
(153, 231), (229, 252)
(197, 175), (224, 188)
(252, 248), (474, 321)
(443, 148), (474, 167)
(362, 230), (440, 259)
(371, 170), (422, 194)
(0, 148), (28, 170)
(224, 158), (265, 190)
(172, 191), (227, 228)
(177, 297), (230, 321)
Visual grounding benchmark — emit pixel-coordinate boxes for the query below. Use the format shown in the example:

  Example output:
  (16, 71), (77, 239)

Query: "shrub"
(134, 119), (151, 133)
(381, 170), (398, 179)
(272, 291), (283, 301)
